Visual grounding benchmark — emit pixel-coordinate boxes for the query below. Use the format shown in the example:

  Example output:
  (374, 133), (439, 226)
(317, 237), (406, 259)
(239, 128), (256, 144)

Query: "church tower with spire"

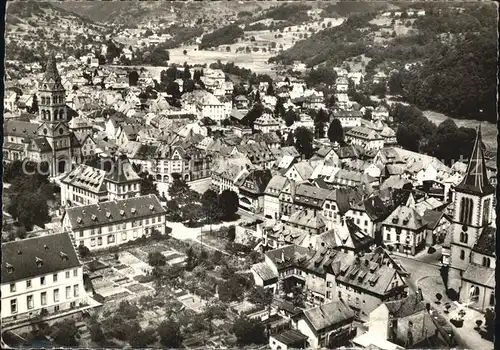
(449, 126), (495, 272)
(35, 53), (73, 175)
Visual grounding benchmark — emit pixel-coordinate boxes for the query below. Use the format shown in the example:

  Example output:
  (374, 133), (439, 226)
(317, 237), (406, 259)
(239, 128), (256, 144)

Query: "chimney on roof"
(44, 245), (49, 250)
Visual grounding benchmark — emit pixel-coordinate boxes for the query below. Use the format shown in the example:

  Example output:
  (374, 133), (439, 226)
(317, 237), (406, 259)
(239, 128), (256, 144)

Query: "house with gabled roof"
(1, 233), (86, 323)
(295, 300), (356, 348)
(62, 194), (167, 251)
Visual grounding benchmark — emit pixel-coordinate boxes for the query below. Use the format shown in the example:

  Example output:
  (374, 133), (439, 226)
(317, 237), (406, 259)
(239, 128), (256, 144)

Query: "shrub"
(94, 294), (105, 303)
(428, 246), (436, 254)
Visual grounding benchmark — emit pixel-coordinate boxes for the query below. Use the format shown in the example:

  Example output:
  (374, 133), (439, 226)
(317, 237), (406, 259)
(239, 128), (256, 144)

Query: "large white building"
(62, 194), (167, 251)
(1, 233), (86, 323)
(60, 155), (142, 207)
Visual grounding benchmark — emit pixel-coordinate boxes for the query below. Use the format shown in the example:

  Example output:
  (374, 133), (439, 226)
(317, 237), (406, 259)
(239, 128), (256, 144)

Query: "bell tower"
(38, 52), (67, 124)
(36, 53), (73, 175)
(449, 126), (495, 272)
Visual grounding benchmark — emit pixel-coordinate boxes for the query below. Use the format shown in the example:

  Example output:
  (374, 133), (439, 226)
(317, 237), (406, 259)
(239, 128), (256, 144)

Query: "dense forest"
(199, 24), (244, 49)
(270, 3), (497, 122)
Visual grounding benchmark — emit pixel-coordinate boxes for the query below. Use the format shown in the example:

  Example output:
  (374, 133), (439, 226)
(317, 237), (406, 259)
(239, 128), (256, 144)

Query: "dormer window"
(35, 257), (44, 268)
(149, 205), (154, 211)
(77, 217), (82, 224)
(6, 262), (14, 273)
(120, 210), (125, 216)
(106, 212), (111, 218)
(59, 252), (69, 261)
(131, 208), (136, 214)
(91, 214), (97, 221)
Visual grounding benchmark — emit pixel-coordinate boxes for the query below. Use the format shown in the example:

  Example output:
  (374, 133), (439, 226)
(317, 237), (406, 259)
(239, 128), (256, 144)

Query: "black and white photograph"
(1, 1), (497, 349)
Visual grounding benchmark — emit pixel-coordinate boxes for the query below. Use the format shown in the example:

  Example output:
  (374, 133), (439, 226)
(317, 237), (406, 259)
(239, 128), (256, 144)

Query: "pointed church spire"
(43, 52), (61, 82)
(455, 125), (494, 195)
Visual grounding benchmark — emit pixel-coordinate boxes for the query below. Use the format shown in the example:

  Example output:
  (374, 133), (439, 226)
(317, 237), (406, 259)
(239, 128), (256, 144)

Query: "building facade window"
(66, 286), (71, 299)
(54, 288), (59, 302)
(65, 271), (70, 279)
(41, 292), (47, 305)
(40, 276), (46, 285)
(10, 283), (16, 293)
(74, 285), (79, 297)
(27, 295), (34, 309)
(460, 250), (465, 260)
(11, 299), (17, 314)
(53, 273), (58, 282)
(26, 280), (32, 289)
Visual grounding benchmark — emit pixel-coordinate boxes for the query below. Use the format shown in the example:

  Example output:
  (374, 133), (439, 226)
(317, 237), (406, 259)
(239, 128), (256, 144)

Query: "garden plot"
(118, 251), (146, 266)
(92, 277), (114, 290)
(177, 293), (206, 313)
(98, 285), (130, 298)
(140, 243), (171, 254)
(126, 283), (153, 294)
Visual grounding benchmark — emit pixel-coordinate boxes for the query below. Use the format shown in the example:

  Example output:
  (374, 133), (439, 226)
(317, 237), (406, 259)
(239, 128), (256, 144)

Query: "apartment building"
(62, 194), (167, 251)
(60, 155), (142, 207)
(1, 233), (85, 323)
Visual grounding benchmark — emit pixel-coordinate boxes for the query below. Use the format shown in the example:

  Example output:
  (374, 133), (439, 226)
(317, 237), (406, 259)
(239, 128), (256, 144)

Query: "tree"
(274, 98), (285, 119)
(182, 66), (191, 81)
(294, 127), (314, 159)
(145, 29), (154, 37)
(158, 319), (183, 348)
(148, 251), (167, 267)
(475, 320), (483, 330)
(284, 108), (297, 127)
(183, 49), (187, 55)
(129, 328), (157, 348)
(315, 108), (329, 138)
(435, 293), (443, 304)
(186, 247), (198, 271)
(396, 124), (421, 152)
(51, 320), (79, 346)
(202, 189), (221, 227)
(226, 46), (231, 52)
(254, 90), (261, 103)
(291, 285), (305, 308)
(139, 173), (160, 197)
(266, 83), (275, 96)
(30, 94), (39, 114)
(388, 72), (403, 95)
(7, 192), (50, 231)
(484, 308), (494, 340)
(183, 79), (195, 93)
(78, 245), (90, 258)
(166, 81), (180, 97)
(327, 118), (344, 143)
(128, 71), (139, 86)
(182, 203), (203, 224)
(232, 316), (266, 345)
(218, 190), (239, 220)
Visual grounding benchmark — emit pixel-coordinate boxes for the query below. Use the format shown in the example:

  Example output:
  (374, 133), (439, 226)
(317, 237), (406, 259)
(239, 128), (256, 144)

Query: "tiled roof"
(2, 232), (81, 283)
(286, 209), (326, 230)
(4, 120), (39, 138)
(30, 137), (53, 153)
(345, 126), (383, 140)
(265, 244), (313, 271)
(251, 262), (278, 282)
(264, 174), (289, 196)
(294, 184), (331, 208)
(385, 294), (425, 318)
(472, 227), (495, 256)
(64, 194), (166, 229)
(383, 205), (425, 231)
(302, 300), (354, 332)
(462, 264), (495, 288)
(271, 329), (308, 346)
(455, 127), (495, 195)
(61, 164), (107, 194)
